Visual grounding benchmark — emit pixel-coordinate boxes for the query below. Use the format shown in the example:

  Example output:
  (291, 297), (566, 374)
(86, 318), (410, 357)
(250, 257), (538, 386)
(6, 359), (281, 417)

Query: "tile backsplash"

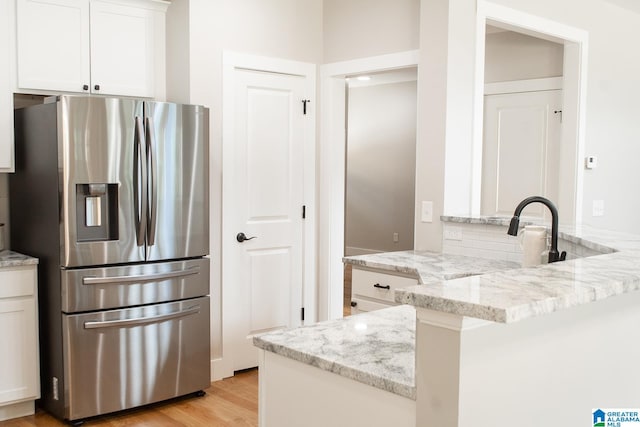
(442, 222), (607, 265)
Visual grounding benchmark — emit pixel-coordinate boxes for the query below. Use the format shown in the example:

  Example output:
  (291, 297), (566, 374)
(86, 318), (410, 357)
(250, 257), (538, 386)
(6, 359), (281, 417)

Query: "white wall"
(346, 80), (417, 254)
(484, 30), (564, 83)
(323, 0), (420, 63)
(165, 0), (323, 378)
(419, 0), (640, 253)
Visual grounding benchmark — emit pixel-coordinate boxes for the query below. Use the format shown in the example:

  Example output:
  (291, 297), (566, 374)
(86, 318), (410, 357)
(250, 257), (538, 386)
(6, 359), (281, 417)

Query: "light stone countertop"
(253, 304), (416, 400)
(256, 218), (640, 398)
(396, 217), (640, 323)
(343, 250), (520, 284)
(0, 250), (39, 268)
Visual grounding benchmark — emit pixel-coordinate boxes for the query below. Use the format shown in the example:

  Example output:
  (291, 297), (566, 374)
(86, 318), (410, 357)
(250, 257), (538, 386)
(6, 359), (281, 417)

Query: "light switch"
(421, 201), (433, 223)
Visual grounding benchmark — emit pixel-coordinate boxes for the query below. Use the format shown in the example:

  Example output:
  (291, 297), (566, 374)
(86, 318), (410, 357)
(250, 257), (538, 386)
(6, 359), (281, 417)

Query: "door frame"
(220, 51), (316, 378)
(319, 50), (419, 321)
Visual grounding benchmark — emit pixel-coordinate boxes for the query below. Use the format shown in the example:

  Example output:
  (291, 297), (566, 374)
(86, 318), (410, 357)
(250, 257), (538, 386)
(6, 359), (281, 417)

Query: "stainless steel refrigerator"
(10, 95), (210, 423)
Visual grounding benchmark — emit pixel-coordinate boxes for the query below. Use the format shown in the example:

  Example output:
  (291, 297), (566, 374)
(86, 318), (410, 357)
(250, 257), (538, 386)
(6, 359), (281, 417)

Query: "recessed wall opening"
(481, 25), (565, 220)
(472, 5), (588, 228)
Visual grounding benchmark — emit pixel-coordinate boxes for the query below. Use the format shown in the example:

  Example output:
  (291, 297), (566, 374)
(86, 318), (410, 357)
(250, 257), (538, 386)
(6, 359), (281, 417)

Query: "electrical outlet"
(443, 227), (463, 241)
(593, 200), (604, 217)
(421, 201), (433, 223)
(393, 232), (399, 243)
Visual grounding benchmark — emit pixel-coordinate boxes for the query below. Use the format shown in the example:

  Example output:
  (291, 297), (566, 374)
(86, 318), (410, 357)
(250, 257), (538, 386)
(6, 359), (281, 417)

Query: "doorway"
(221, 52), (316, 377)
(319, 50), (419, 321)
(343, 67), (418, 315)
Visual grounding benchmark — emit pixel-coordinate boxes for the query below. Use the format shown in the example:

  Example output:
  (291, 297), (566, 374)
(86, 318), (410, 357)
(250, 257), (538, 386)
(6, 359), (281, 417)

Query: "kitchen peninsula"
(255, 219), (640, 427)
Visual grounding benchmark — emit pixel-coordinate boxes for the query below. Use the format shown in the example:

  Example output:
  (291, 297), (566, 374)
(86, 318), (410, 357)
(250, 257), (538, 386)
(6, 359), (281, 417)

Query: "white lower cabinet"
(350, 266), (418, 314)
(258, 350), (415, 427)
(0, 265), (40, 421)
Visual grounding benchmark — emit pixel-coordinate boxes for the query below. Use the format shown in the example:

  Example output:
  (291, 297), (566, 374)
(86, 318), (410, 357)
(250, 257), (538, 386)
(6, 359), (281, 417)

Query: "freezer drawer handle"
(83, 305), (200, 329)
(82, 266), (200, 285)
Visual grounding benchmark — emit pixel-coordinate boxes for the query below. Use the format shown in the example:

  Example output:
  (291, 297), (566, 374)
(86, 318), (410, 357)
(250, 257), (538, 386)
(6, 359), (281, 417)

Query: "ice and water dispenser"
(75, 184), (119, 241)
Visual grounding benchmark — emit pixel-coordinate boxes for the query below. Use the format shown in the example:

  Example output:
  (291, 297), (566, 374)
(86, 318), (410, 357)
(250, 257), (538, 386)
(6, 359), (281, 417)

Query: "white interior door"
(481, 90), (562, 218)
(225, 67), (308, 372)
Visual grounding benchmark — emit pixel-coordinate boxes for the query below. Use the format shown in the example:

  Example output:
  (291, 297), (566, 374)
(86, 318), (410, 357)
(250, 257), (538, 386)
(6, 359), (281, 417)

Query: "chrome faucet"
(507, 196), (567, 263)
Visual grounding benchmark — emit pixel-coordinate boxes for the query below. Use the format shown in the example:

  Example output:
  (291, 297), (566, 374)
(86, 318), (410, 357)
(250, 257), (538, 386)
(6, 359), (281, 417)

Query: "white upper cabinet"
(16, 0), (90, 94)
(90, 1), (155, 97)
(16, 0), (168, 98)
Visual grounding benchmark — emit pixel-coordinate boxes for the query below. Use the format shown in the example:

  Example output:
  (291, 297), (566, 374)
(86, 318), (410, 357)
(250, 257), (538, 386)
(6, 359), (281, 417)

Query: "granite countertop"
(343, 250), (520, 284)
(396, 217), (640, 323)
(0, 250), (39, 268)
(254, 304), (416, 400)
(256, 218), (640, 396)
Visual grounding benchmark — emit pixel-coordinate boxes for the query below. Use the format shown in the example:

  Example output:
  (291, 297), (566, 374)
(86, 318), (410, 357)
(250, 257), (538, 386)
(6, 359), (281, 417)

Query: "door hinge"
(302, 205), (306, 219)
(554, 109), (563, 123)
(302, 99), (311, 115)
(301, 307), (305, 321)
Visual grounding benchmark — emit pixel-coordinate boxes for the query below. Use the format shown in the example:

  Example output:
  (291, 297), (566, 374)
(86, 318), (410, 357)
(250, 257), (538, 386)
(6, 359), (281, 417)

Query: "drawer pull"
(373, 283), (391, 290)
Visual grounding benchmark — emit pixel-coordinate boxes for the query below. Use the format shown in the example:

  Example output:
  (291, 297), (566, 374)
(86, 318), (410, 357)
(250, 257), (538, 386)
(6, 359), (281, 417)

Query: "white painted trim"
(211, 358), (224, 382)
(474, 1), (589, 227)
(480, 2), (588, 43)
(319, 50), (419, 321)
(322, 50), (419, 79)
(484, 77), (563, 95)
(221, 51), (316, 377)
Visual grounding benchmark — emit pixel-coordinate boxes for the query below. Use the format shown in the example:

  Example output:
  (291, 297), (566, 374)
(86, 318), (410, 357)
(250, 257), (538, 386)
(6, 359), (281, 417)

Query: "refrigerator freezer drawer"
(62, 297), (210, 421)
(61, 258), (210, 312)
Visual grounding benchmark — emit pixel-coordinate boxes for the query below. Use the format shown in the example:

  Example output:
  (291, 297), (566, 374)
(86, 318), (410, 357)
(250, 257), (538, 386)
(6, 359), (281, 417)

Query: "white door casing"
(221, 53), (316, 376)
(481, 89), (562, 218)
(319, 50), (420, 322)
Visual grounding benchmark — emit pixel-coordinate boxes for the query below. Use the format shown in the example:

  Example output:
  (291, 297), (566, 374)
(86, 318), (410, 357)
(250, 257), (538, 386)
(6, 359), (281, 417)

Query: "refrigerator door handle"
(145, 116), (158, 247)
(82, 266), (200, 285)
(133, 116), (148, 247)
(83, 305), (201, 329)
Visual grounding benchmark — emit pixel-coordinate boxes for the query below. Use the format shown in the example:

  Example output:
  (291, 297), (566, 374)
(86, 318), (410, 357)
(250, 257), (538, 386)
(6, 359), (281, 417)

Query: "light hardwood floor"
(2, 369), (258, 427)
(344, 263), (352, 317)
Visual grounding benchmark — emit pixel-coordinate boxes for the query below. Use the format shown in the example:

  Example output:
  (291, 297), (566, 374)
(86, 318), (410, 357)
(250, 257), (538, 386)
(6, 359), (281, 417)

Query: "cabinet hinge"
(302, 205), (306, 219)
(302, 99), (311, 115)
(301, 307), (305, 321)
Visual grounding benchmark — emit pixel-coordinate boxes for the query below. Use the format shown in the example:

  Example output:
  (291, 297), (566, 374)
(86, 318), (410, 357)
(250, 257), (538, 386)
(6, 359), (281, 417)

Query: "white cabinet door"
(0, 0), (15, 172)
(0, 266), (39, 407)
(481, 90), (563, 218)
(89, 0), (155, 97)
(15, 0), (165, 98)
(16, 0), (91, 93)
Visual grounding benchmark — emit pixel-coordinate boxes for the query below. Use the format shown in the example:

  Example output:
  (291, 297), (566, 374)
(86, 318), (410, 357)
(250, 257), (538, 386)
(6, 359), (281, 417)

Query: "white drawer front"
(350, 297), (397, 315)
(351, 268), (418, 304)
(0, 266), (36, 299)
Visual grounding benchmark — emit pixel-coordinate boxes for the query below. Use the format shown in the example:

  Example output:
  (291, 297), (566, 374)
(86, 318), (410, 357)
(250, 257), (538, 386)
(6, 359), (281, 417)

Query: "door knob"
(236, 232), (257, 243)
